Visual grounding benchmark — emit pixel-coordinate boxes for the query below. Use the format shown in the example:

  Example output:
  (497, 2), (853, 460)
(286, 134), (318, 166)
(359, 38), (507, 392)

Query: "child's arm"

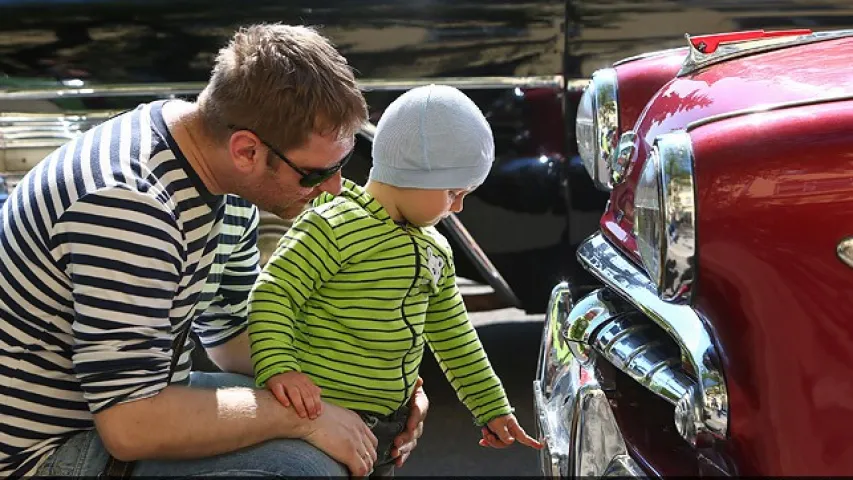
(422, 249), (541, 450)
(481, 414), (543, 449)
(247, 209), (341, 398)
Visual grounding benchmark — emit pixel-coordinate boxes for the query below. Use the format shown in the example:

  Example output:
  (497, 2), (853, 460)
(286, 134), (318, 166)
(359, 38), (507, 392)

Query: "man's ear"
(229, 130), (263, 173)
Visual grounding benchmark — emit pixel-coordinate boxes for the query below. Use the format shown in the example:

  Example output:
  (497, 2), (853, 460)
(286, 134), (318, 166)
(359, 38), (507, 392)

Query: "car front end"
(535, 28), (853, 476)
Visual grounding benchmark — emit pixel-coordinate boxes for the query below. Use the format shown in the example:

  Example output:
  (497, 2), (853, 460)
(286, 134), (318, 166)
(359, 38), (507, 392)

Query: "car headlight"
(632, 131), (697, 303)
(576, 68), (619, 191)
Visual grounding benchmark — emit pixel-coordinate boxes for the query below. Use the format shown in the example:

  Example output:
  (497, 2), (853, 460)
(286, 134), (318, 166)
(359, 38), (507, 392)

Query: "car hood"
(605, 33), (853, 253)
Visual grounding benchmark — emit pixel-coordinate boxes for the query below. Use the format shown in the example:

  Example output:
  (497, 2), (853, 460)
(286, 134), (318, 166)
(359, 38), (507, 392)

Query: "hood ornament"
(676, 28), (853, 77)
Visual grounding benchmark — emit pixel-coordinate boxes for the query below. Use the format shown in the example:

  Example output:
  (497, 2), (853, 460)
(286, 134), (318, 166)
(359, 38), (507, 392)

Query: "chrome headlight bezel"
(633, 131), (697, 303)
(576, 68), (619, 192)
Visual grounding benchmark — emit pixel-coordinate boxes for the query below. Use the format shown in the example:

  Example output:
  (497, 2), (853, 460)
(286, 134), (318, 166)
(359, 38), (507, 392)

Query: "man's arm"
(93, 384), (379, 476)
(206, 329), (253, 375)
(196, 202), (260, 373)
(93, 383), (303, 459)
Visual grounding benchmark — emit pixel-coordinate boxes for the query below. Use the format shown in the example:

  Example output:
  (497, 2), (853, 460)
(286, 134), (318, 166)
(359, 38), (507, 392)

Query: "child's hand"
(479, 414), (544, 450)
(266, 371), (323, 419)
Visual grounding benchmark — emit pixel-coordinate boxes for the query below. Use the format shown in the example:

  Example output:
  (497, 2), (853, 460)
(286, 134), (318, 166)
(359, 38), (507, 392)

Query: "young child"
(247, 84), (542, 477)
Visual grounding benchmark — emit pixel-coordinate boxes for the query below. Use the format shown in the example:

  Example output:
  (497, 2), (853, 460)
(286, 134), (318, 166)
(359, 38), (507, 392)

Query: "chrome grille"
(591, 313), (693, 405)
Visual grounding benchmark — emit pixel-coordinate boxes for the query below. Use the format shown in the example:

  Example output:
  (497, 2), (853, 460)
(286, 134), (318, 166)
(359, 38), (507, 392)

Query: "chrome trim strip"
(612, 47), (687, 67)
(686, 93), (853, 132)
(0, 76), (573, 101)
(679, 29), (853, 76)
(577, 233), (728, 444)
(655, 132), (697, 303)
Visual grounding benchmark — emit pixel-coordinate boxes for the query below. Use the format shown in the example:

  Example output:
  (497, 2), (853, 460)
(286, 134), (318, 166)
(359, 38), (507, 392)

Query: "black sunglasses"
(228, 125), (353, 187)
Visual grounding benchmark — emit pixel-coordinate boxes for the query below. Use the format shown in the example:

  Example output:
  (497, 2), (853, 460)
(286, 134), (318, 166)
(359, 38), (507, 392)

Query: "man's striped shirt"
(248, 180), (512, 424)
(0, 100), (259, 477)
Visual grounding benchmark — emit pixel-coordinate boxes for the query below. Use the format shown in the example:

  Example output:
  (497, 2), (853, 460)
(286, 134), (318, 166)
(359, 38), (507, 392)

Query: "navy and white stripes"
(0, 100), (259, 477)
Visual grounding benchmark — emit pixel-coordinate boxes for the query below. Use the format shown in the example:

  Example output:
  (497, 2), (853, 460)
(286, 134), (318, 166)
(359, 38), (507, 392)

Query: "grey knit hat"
(369, 84), (495, 190)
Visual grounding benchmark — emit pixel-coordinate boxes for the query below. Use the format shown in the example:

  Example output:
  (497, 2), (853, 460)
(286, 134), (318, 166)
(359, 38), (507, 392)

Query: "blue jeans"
(35, 372), (347, 477)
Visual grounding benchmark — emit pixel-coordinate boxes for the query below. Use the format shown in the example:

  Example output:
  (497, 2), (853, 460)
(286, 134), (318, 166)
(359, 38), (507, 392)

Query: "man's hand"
(479, 414), (543, 450)
(391, 376), (429, 467)
(266, 371), (323, 419)
(303, 402), (379, 477)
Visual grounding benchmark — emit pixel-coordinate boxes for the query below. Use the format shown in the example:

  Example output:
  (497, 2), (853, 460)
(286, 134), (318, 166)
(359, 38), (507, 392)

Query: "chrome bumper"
(534, 233), (729, 477)
(533, 282), (645, 477)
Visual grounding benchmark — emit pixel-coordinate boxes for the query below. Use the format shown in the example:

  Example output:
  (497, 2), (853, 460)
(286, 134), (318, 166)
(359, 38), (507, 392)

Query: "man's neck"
(161, 100), (225, 195)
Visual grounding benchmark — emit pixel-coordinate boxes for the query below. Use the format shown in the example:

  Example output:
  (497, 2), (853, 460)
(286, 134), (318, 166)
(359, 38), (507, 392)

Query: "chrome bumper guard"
(534, 233), (728, 477)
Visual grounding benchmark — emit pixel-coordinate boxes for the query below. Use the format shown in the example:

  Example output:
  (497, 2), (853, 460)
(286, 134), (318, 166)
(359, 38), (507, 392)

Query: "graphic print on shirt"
(424, 246), (445, 291)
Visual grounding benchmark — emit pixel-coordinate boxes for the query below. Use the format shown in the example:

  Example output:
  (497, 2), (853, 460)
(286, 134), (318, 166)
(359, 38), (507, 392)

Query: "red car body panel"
(615, 49), (687, 133)
(692, 99), (853, 475)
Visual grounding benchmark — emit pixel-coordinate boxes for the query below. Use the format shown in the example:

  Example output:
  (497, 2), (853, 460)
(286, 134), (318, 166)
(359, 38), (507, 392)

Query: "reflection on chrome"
(576, 233), (728, 445)
(837, 236), (853, 269)
(534, 284), (645, 477)
(611, 130), (638, 186)
(656, 132), (697, 303)
(594, 69), (620, 190)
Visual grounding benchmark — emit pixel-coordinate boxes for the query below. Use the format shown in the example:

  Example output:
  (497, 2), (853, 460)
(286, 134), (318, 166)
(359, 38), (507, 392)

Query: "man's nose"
(316, 170), (343, 196)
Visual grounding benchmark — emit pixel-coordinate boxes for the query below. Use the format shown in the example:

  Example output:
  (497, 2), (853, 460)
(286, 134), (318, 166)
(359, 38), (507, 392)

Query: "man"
(0, 24), (427, 478)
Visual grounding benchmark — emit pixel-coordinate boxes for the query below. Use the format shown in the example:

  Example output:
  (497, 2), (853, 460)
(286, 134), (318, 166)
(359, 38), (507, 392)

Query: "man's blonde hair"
(198, 23), (367, 151)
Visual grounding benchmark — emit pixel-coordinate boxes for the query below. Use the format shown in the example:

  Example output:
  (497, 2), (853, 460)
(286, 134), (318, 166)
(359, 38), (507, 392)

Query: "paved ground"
(395, 280), (546, 477)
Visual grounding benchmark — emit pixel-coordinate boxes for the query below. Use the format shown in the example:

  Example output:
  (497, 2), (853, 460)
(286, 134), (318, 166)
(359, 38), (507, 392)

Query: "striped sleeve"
(248, 209), (341, 387)
(51, 186), (183, 413)
(423, 251), (513, 425)
(194, 202), (260, 347)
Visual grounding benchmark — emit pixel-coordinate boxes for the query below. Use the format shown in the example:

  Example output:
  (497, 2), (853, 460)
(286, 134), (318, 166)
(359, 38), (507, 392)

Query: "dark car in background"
(3, 0), (853, 316)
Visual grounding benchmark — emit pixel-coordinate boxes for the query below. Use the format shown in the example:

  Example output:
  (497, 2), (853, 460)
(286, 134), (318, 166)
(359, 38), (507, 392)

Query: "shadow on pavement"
(398, 320), (545, 477)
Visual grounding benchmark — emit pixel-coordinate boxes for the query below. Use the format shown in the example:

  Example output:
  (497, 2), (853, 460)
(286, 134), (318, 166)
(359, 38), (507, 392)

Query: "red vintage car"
(534, 28), (853, 476)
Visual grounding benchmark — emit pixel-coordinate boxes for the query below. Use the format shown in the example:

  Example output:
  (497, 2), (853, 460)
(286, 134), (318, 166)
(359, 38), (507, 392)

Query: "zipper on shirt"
(399, 234), (421, 407)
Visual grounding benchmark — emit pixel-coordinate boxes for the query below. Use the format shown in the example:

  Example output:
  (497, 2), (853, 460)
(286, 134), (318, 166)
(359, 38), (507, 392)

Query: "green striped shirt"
(248, 180), (511, 424)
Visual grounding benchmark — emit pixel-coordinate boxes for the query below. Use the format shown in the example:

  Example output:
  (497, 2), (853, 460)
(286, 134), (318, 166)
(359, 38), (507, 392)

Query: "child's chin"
(415, 219), (440, 228)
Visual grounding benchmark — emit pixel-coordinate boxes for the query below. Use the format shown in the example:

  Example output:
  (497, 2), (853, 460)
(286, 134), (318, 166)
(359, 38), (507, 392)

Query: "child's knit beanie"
(369, 84), (495, 189)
